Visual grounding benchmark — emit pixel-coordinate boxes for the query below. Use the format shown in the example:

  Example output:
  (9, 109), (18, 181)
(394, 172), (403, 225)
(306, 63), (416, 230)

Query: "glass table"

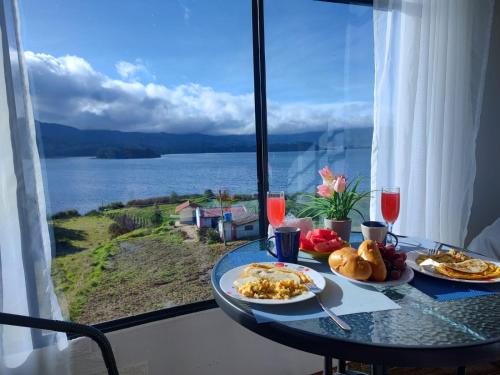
(211, 233), (500, 375)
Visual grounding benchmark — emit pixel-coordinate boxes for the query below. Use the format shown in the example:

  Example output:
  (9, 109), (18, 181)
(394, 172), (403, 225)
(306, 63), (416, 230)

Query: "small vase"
(324, 218), (352, 243)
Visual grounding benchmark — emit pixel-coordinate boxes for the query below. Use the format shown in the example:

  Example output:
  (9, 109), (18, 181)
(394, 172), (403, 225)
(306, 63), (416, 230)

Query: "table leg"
(338, 360), (346, 373)
(456, 366), (466, 375)
(370, 364), (388, 375)
(324, 356), (333, 375)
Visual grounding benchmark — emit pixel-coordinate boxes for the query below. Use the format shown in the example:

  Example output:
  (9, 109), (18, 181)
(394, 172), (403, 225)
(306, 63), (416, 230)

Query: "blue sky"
(19, 0), (373, 134)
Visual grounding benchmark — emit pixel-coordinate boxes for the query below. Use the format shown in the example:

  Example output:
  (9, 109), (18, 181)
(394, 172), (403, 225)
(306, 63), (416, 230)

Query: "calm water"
(42, 149), (371, 214)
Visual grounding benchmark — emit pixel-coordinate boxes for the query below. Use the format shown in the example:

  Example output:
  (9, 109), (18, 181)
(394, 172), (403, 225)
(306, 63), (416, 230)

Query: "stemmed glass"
(381, 187), (400, 244)
(267, 191), (285, 228)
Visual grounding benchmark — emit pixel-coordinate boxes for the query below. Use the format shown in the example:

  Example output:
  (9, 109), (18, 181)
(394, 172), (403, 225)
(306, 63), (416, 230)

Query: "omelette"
(417, 250), (500, 280)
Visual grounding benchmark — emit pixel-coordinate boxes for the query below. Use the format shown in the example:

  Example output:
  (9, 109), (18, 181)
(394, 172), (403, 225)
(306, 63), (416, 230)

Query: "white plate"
(406, 250), (500, 284)
(330, 266), (414, 287)
(219, 262), (325, 305)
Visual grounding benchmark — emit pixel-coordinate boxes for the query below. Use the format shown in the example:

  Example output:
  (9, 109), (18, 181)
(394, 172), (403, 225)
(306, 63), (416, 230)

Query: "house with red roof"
(175, 201), (200, 224)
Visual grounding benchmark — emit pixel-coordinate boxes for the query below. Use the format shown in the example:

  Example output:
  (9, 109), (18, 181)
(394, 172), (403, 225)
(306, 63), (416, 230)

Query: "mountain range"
(36, 122), (373, 158)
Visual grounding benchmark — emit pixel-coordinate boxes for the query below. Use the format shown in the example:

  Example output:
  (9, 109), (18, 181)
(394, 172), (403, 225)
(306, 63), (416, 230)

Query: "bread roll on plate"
(329, 247), (372, 281)
(358, 240), (387, 282)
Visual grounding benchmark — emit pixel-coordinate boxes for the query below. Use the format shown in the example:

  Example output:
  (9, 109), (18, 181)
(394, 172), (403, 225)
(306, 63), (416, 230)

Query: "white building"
(175, 201), (199, 224)
(218, 214), (259, 241)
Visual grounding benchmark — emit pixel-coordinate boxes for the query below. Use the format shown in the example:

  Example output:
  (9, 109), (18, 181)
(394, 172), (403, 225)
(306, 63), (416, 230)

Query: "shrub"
(108, 223), (127, 239)
(85, 209), (101, 216)
(151, 205), (163, 226)
(51, 209), (80, 220)
(99, 201), (124, 211)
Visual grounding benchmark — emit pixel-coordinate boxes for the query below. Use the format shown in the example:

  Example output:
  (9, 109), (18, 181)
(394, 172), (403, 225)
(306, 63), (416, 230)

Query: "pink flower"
(317, 184), (333, 198)
(319, 166), (334, 184)
(333, 176), (346, 193)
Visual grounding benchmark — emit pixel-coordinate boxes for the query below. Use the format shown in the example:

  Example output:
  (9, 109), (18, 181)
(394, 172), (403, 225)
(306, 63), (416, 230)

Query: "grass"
(50, 203), (245, 323)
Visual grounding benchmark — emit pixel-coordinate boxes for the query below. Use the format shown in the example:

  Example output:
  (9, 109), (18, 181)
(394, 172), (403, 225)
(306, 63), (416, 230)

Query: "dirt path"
(176, 222), (198, 242)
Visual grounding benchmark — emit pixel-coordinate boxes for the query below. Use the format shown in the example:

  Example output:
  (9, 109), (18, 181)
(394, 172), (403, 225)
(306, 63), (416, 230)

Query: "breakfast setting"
(216, 167), (500, 333)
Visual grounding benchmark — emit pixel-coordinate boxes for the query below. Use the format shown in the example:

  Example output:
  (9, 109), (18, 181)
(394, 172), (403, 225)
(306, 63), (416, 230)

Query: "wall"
(9, 308), (323, 375)
(179, 208), (195, 224)
(235, 222), (260, 239)
(466, 3), (500, 244)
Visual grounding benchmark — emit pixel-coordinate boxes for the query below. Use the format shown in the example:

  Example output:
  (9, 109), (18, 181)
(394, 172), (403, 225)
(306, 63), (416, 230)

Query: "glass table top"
(212, 234), (500, 348)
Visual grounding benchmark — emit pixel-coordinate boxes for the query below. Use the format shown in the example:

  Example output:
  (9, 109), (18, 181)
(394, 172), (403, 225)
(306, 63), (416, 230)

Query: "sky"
(18, 0), (374, 135)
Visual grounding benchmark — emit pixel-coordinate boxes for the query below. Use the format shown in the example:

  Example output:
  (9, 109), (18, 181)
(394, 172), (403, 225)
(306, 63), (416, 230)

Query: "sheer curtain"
(371, 0), (494, 246)
(0, 0), (67, 371)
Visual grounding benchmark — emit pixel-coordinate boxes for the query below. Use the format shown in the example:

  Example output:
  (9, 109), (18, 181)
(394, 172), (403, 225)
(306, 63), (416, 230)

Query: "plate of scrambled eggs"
(220, 262), (325, 304)
(406, 249), (500, 283)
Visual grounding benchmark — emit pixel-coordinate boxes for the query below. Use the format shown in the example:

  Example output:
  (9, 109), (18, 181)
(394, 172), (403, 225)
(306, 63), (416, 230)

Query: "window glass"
(265, 0), (374, 231)
(19, 0), (258, 324)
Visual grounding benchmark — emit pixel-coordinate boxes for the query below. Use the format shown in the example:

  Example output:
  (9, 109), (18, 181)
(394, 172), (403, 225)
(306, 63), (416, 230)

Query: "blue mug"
(267, 226), (301, 263)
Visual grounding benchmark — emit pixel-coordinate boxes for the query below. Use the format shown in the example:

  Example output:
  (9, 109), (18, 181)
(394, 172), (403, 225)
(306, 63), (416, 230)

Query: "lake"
(41, 149), (371, 214)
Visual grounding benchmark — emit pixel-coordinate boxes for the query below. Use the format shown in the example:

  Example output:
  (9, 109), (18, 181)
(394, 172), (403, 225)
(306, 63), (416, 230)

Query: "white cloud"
(24, 51), (372, 135)
(178, 0), (191, 22)
(115, 60), (151, 81)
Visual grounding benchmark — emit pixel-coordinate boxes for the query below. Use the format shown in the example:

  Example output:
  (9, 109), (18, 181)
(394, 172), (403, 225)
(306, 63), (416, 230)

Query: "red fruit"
(328, 238), (344, 250)
(312, 228), (334, 241)
(306, 231), (314, 241)
(314, 241), (335, 253)
(385, 246), (396, 258)
(391, 270), (401, 280)
(393, 258), (405, 271)
(309, 235), (325, 245)
(300, 237), (315, 251)
(385, 244), (396, 252)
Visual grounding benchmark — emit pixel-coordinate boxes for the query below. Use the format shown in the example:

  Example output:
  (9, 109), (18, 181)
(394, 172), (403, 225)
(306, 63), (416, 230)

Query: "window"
(18, 0), (374, 327)
(264, 0), (374, 231)
(20, 0), (258, 324)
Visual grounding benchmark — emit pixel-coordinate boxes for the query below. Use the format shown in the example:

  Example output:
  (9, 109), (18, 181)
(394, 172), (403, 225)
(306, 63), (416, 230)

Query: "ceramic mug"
(361, 221), (398, 246)
(266, 226), (301, 263)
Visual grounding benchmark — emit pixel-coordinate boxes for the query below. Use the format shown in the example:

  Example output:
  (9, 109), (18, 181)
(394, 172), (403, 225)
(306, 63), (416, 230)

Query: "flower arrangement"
(300, 166), (370, 221)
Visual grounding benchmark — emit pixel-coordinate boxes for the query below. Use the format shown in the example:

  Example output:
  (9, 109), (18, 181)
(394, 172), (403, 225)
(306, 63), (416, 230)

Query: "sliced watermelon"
(328, 238), (344, 250)
(314, 241), (336, 253)
(299, 237), (315, 251)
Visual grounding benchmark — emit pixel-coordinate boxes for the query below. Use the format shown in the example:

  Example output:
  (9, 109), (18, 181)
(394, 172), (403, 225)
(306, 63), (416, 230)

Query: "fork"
(304, 281), (351, 331)
(426, 243), (442, 256)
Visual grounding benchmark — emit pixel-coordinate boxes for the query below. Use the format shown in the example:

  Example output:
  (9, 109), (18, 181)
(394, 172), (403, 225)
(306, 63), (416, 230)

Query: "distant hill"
(35, 122), (373, 158)
(96, 146), (161, 159)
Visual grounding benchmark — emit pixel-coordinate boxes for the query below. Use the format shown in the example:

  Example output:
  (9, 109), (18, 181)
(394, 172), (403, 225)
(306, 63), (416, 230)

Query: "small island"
(96, 146), (161, 159)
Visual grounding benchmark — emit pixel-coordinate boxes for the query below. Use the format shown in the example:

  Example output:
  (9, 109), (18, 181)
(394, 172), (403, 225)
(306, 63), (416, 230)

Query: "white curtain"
(371, 0), (494, 246)
(0, 0), (67, 371)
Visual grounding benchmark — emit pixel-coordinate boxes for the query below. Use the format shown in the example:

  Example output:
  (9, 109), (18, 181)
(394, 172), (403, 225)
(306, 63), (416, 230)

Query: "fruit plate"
(330, 266), (414, 287)
(406, 250), (500, 284)
(299, 248), (333, 259)
(220, 262), (325, 305)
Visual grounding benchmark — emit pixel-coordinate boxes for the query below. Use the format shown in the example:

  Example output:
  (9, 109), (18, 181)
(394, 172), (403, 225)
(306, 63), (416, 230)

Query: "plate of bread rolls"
(328, 240), (414, 287)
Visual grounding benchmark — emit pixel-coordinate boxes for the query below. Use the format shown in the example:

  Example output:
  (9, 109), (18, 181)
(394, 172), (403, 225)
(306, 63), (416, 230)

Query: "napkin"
(251, 273), (401, 324)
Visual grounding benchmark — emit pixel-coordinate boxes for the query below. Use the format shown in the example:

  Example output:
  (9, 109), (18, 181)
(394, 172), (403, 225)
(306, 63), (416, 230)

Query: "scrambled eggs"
(233, 263), (311, 299)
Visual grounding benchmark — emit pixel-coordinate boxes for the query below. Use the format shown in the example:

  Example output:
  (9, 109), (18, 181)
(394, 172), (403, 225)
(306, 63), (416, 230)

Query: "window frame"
(61, 0), (374, 336)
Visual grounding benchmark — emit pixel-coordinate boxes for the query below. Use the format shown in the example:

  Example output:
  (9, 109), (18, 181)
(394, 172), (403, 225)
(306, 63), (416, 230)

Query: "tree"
(152, 204), (163, 226)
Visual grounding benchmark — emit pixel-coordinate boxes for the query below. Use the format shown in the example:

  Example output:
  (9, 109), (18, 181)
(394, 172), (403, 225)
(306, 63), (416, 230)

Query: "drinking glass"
(267, 191), (285, 228)
(381, 187), (400, 244)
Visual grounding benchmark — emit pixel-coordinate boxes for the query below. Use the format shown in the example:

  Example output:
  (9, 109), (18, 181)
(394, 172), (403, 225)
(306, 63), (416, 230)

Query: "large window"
(20, 0), (258, 324)
(19, 0), (374, 325)
(265, 0), (373, 230)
